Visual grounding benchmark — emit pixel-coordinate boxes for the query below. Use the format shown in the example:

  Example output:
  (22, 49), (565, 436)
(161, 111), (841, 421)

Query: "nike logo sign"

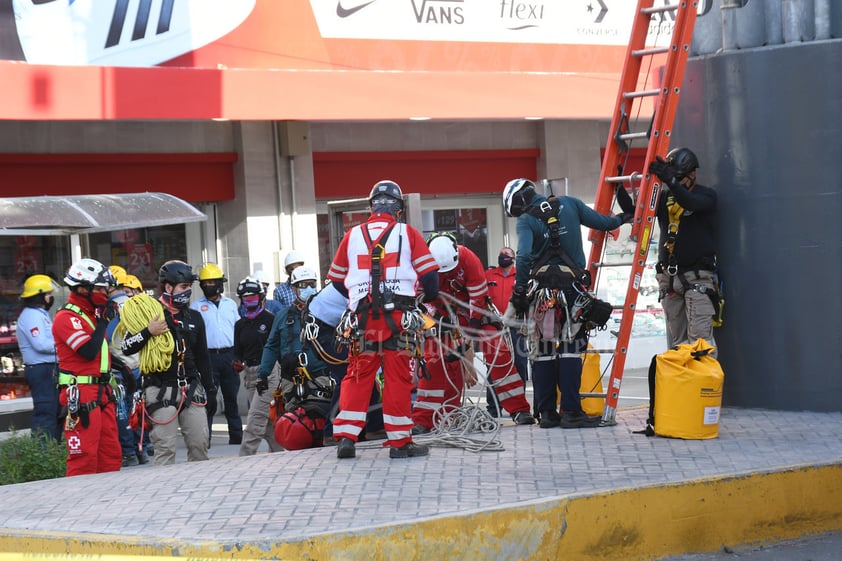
(336, 0), (376, 18)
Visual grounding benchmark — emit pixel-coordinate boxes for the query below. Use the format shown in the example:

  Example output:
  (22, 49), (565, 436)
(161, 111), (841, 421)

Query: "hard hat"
(369, 180), (404, 215)
(236, 276), (265, 297)
(198, 263), (226, 281)
(274, 408), (318, 451)
(251, 269), (271, 286)
(158, 260), (196, 285)
(283, 251), (305, 270)
(109, 265), (129, 287)
(124, 275), (143, 291)
(665, 147), (700, 176)
(64, 258), (114, 288)
(427, 233), (459, 273)
(290, 266), (318, 286)
(503, 178), (537, 218)
(21, 274), (54, 299)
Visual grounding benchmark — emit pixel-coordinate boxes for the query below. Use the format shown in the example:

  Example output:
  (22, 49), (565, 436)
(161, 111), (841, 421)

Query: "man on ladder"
(502, 179), (631, 429)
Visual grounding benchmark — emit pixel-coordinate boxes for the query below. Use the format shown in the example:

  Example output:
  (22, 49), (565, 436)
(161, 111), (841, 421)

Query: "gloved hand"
(255, 376), (269, 396)
(468, 317), (483, 330)
(618, 212), (634, 225)
(232, 360), (245, 373)
(615, 184), (635, 214)
(280, 353), (299, 376)
(510, 286), (530, 316)
(649, 156), (677, 186)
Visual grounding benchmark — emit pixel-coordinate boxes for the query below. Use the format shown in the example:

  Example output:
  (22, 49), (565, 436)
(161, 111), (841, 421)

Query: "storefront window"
(423, 208), (489, 268)
(88, 225), (188, 294)
(0, 235), (70, 392)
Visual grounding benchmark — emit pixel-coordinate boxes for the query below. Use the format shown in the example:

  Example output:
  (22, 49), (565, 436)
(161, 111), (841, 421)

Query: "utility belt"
(144, 377), (204, 414)
(337, 301), (427, 356)
(656, 256), (717, 276)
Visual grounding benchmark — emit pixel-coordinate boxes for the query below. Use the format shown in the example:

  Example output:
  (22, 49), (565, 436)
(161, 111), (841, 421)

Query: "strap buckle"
(667, 263), (679, 276)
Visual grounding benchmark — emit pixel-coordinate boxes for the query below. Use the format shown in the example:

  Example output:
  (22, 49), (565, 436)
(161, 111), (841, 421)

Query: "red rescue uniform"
(52, 292), (121, 476)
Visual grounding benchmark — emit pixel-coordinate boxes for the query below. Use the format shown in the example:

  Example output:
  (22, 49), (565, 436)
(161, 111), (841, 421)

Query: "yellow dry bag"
(653, 338), (724, 439)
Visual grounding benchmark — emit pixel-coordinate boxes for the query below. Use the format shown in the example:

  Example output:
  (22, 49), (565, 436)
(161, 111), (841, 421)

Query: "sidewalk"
(1, 406), (842, 560)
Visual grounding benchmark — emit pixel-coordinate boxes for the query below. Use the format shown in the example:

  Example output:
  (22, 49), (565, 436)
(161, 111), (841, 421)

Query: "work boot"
(121, 454), (139, 467)
(512, 411), (536, 425)
(389, 441), (429, 459)
(137, 450), (150, 465)
(539, 410), (561, 429)
(559, 411), (602, 429)
(336, 437), (356, 459)
(411, 424), (430, 436)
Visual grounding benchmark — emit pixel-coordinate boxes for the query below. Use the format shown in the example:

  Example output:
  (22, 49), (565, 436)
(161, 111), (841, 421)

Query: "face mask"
(163, 288), (192, 309)
(43, 294), (54, 311)
(297, 286), (316, 302)
(90, 291), (108, 308)
(201, 283), (221, 299)
(242, 295), (261, 310)
(498, 254), (515, 268)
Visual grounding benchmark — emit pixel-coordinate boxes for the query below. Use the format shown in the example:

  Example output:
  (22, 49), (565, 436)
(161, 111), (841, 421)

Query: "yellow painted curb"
(2, 463), (841, 560)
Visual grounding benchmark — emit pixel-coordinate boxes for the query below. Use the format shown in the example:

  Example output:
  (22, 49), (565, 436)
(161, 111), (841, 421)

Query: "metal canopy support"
(326, 194), (423, 258)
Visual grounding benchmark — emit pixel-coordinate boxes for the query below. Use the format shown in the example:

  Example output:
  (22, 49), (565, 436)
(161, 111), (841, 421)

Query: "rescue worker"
(191, 263), (243, 445)
(249, 269), (283, 314)
(257, 266), (334, 450)
(121, 260), (215, 465)
(485, 246), (529, 415)
(16, 274), (60, 441)
(649, 147), (720, 354)
(273, 250), (305, 306)
(412, 233), (534, 434)
(503, 178), (631, 429)
(234, 276), (281, 455)
(52, 258), (122, 476)
(327, 179), (439, 459)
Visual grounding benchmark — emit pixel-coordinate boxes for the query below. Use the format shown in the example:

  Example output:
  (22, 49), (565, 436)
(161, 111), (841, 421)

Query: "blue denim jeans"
(23, 362), (60, 441)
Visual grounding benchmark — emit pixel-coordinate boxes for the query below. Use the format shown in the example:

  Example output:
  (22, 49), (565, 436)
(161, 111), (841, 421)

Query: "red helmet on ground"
(274, 408), (324, 450)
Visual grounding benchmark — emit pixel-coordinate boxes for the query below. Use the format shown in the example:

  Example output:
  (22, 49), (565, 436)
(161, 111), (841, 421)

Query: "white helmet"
(64, 258), (113, 288)
(283, 250), (305, 270)
(428, 233), (459, 273)
(290, 266), (318, 286)
(251, 269), (271, 286)
(503, 178), (537, 217)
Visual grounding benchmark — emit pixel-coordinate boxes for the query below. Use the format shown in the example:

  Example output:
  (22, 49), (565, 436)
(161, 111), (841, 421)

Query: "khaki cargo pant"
(239, 364), (284, 456)
(145, 383), (209, 466)
(657, 269), (718, 358)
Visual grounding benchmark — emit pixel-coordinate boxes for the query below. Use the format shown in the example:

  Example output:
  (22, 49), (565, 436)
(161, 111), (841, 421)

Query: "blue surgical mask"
(297, 286), (316, 302)
(163, 288), (192, 309)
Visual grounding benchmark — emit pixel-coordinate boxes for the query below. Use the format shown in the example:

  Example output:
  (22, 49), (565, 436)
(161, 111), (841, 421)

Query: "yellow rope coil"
(116, 293), (174, 373)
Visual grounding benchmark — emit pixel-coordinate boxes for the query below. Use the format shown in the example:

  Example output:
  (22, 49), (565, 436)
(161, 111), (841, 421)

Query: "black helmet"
(666, 147), (699, 176)
(236, 276), (265, 297)
(502, 178), (536, 217)
(369, 180), (404, 215)
(159, 260), (197, 285)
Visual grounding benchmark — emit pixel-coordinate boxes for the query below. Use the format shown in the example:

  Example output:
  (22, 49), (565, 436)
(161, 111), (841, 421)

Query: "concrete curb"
(3, 463), (841, 560)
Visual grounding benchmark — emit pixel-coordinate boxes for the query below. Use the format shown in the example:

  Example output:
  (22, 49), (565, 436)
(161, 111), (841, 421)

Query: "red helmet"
(274, 408), (325, 450)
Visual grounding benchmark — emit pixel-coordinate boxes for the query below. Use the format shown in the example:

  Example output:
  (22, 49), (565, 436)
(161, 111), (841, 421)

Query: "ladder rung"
(593, 261), (635, 267)
(632, 47), (670, 57)
(605, 172), (643, 183)
(583, 349), (615, 355)
(623, 89), (660, 99)
(641, 4), (678, 15)
(617, 131), (649, 141)
(580, 392), (607, 398)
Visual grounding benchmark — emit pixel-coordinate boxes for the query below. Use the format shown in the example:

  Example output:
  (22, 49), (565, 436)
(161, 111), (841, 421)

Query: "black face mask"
(42, 294), (55, 311)
(498, 254), (514, 268)
(201, 281), (222, 299)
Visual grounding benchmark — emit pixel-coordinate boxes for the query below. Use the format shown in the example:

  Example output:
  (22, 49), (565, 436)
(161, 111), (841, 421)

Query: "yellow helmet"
(198, 263), (226, 281)
(109, 265), (128, 286)
(124, 274), (143, 291)
(21, 274), (54, 299)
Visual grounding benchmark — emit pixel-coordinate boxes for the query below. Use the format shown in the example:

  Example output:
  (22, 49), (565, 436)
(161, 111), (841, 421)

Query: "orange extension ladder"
(586, 0), (700, 425)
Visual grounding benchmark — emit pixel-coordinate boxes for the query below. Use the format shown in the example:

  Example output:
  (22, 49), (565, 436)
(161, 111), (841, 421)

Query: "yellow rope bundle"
(116, 293), (174, 374)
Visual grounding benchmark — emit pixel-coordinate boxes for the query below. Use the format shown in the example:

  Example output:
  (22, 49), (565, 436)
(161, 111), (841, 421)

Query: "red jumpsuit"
(52, 292), (121, 476)
(412, 246), (531, 430)
(328, 212), (439, 449)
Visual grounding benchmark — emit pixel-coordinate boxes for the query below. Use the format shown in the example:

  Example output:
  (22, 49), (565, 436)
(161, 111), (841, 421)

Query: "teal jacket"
(258, 304), (326, 377)
(515, 193), (623, 289)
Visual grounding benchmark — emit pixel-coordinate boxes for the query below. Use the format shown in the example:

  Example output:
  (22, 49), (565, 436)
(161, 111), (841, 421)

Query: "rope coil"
(116, 293), (175, 373)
